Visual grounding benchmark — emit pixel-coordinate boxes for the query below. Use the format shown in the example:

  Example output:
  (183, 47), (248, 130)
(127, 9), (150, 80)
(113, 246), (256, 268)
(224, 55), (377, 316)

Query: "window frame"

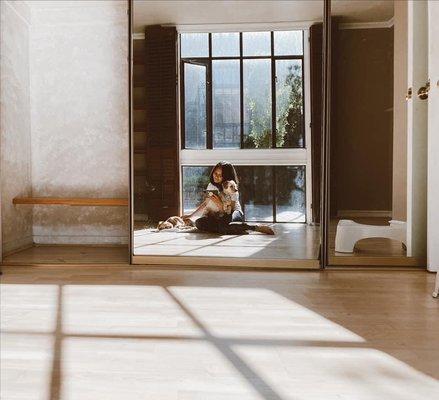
(178, 28), (313, 224)
(181, 164), (307, 223)
(180, 31), (306, 150)
(181, 59), (210, 149)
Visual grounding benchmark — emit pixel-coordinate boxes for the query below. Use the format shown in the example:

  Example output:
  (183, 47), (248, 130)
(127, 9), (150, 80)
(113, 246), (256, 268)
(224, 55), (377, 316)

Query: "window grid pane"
(275, 59), (304, 148)
(184, 63), (207, 149)
(275, 166), (306, 222)
(180, 31), (305, 150)
(243, 59), (272, 149)
(242, 32), (271, 56)
(212, 32), (240, 57)
(182, 166), (211, 214)
(236, 166), (273, 221)
(274, 31), (303, 56)
(181, 33), (209, 58)
(213, 60), (241, 148)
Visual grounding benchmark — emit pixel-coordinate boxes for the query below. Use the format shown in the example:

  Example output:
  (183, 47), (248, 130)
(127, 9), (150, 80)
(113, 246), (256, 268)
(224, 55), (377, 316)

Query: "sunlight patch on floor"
(0, 333), (54, 400)
(61, 338), (258, 400)
(1, 284), (59, 333)
(1, 282), (438, 400)
(169, 286), (364, 342)
(62, 285), (204, 337)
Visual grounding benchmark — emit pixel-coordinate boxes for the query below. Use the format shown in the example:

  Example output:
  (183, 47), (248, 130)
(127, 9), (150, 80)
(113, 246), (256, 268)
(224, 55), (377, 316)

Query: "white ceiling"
(133, 0), (394, 33)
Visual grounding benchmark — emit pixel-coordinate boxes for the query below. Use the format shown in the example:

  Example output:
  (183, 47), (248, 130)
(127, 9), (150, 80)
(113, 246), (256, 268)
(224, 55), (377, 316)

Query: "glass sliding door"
(131, 0), (325, 267)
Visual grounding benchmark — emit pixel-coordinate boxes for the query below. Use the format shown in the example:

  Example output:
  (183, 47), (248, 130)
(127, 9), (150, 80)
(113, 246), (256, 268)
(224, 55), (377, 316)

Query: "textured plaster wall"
(28, 1), (128, 244)
(0, 1), (129, 250)
(0, 1), (33, 253)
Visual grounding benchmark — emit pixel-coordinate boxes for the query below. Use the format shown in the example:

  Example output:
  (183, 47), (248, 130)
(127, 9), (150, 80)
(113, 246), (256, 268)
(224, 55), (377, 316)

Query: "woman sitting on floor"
(187, 161), (274, 235)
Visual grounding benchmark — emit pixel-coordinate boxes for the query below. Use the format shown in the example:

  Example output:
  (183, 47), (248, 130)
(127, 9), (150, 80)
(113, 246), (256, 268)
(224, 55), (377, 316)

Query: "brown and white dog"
(203, 180), (238, 217)
(157, 216), (194, 231)
(156, 180), (239, 230)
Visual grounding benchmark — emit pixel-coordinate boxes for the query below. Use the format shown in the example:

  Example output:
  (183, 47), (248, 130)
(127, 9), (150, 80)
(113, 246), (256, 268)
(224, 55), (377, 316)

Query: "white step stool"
(335, 219), (406, 253)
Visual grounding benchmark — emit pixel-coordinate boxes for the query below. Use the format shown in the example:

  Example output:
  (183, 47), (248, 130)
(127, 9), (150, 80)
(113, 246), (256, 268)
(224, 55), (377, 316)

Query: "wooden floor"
(1, 265), (438, 400)
(134, 218), (420, 267)
(134, 223), (320, 260)
(1, 218), (423, 268)
(2, 245), (128, 265)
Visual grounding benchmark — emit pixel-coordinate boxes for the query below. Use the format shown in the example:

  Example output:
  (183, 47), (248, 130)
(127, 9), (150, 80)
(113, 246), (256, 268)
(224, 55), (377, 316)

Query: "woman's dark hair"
(209, 161), (239, 187)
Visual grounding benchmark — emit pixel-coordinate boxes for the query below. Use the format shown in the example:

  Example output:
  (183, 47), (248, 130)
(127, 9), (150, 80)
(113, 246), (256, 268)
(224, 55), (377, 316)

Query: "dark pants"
(195, 210), (255, 234)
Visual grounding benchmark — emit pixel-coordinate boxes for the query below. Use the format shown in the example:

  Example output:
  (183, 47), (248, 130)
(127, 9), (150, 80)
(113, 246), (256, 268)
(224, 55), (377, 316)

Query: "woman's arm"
(182, 200), (207, 219)
(183, 194), (223, 219)
(183, 182), (223, 219)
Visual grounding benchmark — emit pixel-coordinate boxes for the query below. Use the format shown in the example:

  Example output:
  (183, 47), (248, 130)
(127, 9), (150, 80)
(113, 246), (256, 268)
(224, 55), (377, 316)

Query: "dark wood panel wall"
(310, 23), (323, 223)
(144, 26), (180, 221)
(332, 27), (394, 215)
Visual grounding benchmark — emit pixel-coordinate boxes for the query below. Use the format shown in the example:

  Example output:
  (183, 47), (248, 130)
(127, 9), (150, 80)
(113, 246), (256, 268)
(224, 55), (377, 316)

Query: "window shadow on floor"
(1, 267), (438, 399)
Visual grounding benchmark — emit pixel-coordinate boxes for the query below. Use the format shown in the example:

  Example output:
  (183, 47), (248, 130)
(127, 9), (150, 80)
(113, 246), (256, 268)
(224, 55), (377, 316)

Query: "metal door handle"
(417, 80), (430, 100)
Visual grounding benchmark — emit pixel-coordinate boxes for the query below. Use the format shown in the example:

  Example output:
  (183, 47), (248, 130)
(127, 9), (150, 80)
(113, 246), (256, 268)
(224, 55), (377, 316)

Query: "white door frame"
(406, 0), (428, 259)
(427, 0), (439, 272)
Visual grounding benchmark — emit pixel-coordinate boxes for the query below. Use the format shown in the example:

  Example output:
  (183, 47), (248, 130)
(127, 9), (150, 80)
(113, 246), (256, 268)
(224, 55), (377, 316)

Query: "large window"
(180, 29), (310, 224)
(182, 165), (306, 223)
(181, 31), (305, 150)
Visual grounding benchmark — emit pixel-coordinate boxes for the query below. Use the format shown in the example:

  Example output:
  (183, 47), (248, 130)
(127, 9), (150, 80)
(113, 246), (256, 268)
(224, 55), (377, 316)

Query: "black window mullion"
(180, 60), (186, 149)
(240, 32), (244, 149)
(301, 30), (306, 148)
(207, 34), (213, 149)
(271, 32), (276, 149)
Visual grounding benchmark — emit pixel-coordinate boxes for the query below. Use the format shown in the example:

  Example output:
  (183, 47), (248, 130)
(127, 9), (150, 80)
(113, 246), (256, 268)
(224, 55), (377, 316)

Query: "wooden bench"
(13, 197), (128, 207)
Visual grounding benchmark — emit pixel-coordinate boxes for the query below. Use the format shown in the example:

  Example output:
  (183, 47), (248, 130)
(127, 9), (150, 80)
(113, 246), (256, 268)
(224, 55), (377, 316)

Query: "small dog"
(203, 180), (238, 217)
(157, 216), (194, 231)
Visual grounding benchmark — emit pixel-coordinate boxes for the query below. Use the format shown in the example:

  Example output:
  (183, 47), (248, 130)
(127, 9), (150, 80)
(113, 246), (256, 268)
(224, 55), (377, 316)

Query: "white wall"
(0, 1), (33, 254)
(29, 1), (129, 245)
(0, 0), (129, 250)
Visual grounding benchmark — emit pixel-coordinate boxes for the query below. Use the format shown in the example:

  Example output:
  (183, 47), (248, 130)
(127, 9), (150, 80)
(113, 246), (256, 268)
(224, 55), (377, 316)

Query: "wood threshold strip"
(329, 255), (426, 267)
(132, 255), (320, 269)
(13, 197), (128, 207)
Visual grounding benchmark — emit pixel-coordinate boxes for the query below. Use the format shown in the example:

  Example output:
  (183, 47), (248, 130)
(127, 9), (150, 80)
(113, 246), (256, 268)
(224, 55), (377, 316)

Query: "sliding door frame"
(128, 1), (324, 269)
(128, 0), (134, 264)
(322, 0), (425, 268)
(320, 0), (331, 268)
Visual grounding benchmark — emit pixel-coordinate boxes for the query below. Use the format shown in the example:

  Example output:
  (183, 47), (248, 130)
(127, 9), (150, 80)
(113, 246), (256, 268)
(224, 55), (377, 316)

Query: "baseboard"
(33, 235), (128, 245)
(132, 255), (320, 269)
(337, 210), (392, 218)
(2, 235), (34, 257)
